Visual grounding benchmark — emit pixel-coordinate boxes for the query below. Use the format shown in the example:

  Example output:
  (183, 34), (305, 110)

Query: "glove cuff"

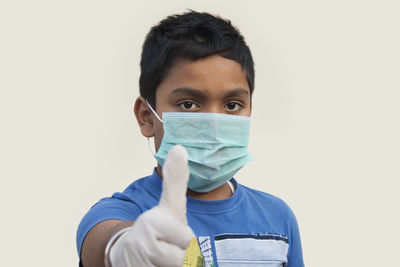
(104, 227), (131, 267)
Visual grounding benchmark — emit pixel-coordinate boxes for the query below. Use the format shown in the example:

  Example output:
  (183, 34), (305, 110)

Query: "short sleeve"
(76, 196), (142, 257)
(286, 206), (305, 267)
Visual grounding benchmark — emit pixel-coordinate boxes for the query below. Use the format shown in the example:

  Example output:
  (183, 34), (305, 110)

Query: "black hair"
(139, 10), (255, 108)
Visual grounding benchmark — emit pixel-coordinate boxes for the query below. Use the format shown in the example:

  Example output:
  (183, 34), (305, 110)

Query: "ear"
(134, 96), (155, 137)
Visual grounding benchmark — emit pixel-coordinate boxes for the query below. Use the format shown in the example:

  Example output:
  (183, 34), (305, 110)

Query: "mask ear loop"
(145, 99), (163, 158)
(145, 99), (164, 123)
(147, 137), (156, 157)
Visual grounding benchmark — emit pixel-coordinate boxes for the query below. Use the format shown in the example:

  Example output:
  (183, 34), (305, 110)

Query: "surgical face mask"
(146, 100), (252, 193)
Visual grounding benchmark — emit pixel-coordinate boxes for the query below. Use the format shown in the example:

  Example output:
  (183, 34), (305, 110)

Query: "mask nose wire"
(145, 99), (164, 123)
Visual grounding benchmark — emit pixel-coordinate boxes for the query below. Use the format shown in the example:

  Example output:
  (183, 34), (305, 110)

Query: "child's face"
(153, 54), (251, 152)
(135, 54), (252, 152)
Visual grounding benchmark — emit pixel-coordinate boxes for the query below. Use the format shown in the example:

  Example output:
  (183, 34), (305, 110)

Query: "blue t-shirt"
(77, 169), (304, 267)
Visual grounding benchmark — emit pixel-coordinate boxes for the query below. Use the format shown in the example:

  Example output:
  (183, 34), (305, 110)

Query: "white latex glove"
(107, 145), (195, 267)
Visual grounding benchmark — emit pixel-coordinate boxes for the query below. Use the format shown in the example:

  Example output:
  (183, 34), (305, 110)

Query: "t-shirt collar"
(146, 167), (243, 214)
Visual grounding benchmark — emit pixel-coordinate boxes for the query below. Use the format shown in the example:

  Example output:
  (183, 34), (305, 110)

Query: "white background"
(1, 1), (399, 266)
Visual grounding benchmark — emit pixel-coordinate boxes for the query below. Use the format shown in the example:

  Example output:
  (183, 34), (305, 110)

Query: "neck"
(156, 165), (233, 201)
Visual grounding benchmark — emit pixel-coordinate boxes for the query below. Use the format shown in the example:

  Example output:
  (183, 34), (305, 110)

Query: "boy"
(77, 11), (304, 267)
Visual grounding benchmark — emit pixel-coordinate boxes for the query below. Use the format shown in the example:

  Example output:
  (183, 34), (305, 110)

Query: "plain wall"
(0, 0), (399, 266)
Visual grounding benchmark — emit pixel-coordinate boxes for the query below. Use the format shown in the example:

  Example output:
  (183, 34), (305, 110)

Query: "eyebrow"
(170, 87), (208, 100)
(222, 88), (249, 99)
(170, 87), (249, 99)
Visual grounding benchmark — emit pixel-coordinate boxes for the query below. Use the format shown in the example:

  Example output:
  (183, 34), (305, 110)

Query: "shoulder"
(95, 175), (161, 212)
(240, 184), (287, 206)
(239, 184), (298, 223)
(76, 174), (160, 256)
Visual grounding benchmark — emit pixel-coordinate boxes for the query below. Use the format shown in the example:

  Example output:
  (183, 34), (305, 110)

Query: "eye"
(225, 102), (241, 111)
(179, 101), (198, 110)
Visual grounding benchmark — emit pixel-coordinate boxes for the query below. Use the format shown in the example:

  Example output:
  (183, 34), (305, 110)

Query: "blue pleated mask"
(147, 101), (252, 193)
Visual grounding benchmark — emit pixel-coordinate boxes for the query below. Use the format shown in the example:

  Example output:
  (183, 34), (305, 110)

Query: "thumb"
(159, 144), (190, 224)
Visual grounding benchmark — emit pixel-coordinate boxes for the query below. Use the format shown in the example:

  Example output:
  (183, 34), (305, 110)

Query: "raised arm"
(81, 145), (194, 267)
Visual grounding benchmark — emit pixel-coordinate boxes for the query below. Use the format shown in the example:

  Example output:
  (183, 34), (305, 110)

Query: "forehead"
(156, 54), (250, 98)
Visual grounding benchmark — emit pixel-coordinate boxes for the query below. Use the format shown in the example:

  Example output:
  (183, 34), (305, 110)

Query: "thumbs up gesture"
(107, 145), (195, 267)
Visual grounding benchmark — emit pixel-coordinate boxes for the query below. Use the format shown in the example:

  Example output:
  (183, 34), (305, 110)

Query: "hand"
(107, 145), (195, 267)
